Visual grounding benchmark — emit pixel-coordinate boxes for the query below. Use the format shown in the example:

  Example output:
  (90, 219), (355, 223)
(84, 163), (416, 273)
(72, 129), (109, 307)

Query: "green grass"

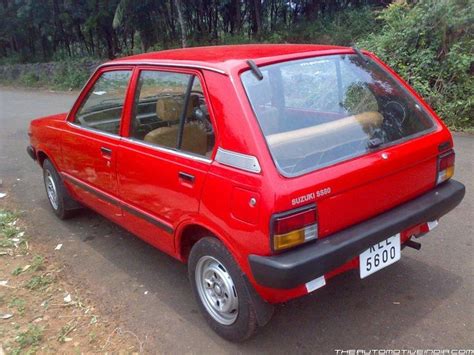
(25, 275), (53, 291)
(15, 325), (44, 349)
(9, 297), (26, 316)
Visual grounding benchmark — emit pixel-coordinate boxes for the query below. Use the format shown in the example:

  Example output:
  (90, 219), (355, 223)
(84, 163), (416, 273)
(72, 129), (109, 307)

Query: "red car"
(27, 44), (465, 341)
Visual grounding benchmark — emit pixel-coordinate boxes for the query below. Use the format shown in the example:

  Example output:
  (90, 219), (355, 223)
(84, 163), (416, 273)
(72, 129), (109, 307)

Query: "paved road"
(1, 88), (473, 353)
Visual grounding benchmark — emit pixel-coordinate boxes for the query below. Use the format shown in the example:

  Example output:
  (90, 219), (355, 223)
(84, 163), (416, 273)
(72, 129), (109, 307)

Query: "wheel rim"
(45, 170), (59, 210)
(195, 256), (239, 325)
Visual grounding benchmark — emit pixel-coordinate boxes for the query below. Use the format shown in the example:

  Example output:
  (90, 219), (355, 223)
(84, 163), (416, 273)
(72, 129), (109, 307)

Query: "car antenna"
(247, 59), (263, 81)
(352, 46), (369, 64)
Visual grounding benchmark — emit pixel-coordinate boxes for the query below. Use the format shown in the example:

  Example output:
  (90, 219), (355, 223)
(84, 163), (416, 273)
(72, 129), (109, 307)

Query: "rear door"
(61, 68), (133, 221)
(116, 67), (216, 254)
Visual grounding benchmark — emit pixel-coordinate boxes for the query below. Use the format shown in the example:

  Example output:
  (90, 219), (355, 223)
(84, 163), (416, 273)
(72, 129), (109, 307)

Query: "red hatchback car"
(27, 44), (465, 341)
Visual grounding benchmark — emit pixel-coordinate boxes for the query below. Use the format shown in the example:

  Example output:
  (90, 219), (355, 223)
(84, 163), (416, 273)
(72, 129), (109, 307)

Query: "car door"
(61, 67), (133, 222)
(116, 67), (216, 255)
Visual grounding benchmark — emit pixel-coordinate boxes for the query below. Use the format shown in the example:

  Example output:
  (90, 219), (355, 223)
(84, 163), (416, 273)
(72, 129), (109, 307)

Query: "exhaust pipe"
(403, 239), (421, 250)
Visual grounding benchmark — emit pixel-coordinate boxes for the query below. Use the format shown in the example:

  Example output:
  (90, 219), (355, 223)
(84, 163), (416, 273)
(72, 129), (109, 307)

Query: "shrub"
(358, 0), (474, 130)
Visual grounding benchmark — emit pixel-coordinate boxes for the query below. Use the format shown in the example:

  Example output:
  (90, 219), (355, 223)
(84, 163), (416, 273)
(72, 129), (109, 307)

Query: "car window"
(282, 59), (339, 112)
(131, 70), (215, 157)
(74, 70), (132, 135)
(241, 55), (435, 177)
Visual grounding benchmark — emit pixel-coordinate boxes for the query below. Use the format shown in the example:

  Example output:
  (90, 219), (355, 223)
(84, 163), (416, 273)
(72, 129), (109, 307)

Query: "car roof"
(109, 44), (349, 74)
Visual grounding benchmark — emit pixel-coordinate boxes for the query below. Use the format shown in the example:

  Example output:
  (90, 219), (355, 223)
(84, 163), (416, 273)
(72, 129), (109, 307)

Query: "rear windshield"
(241, 54), (436, 177)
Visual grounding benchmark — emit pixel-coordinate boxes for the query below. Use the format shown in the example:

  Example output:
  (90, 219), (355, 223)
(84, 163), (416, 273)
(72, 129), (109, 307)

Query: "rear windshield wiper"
(247, 59), (263, 81)
(352, 47), (369, 65)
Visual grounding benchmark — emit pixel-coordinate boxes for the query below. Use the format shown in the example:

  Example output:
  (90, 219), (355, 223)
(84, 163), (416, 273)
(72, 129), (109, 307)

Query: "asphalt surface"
(0, 87), (473, 353)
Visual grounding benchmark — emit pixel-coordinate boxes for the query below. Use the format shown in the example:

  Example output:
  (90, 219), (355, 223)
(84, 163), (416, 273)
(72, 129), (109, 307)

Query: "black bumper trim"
(249, 180), (465, 289)
(26, 145), (36, 161)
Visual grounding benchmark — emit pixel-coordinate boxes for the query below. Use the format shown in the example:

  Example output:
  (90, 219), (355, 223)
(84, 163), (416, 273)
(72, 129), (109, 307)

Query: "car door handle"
(178, 171), (195, 183)
(100, 147), (112, 157)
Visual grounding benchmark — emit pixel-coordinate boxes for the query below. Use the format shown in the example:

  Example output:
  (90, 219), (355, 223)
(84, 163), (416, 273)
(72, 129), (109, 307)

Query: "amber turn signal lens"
(437, 150), (455, 184)
(273, 224), (318, 251)
(273, 229), (306, 251)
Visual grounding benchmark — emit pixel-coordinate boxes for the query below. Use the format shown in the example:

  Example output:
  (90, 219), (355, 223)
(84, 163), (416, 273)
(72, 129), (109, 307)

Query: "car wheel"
(43, 159), (79, 219)
(188, 237), (258, 342)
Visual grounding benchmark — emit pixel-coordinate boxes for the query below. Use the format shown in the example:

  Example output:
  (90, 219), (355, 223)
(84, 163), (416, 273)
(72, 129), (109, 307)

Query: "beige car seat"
(266, 111), (383, 159)
(144, 95), (208, 156)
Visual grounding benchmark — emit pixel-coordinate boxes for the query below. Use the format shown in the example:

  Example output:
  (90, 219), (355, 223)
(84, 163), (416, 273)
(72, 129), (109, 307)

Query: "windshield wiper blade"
(247, 59), (263, 81)
(352, 46), (369, 64)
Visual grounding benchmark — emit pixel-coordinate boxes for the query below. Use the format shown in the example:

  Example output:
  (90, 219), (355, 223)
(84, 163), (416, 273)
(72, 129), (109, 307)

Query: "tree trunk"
(250, 0), (262, 36)
(233, 0), (241, 33)
(174, 0), (187, 48)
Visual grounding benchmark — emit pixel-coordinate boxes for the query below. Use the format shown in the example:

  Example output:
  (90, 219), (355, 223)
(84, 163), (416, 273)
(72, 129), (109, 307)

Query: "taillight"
(437, 150), (455, 184)
(272, 206), (318, 251)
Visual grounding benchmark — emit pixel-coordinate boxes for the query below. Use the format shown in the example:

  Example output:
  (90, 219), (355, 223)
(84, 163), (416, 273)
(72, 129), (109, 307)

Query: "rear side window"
(241, 55), (435, 177)
(130, 70), (215, 157)
(75, 70), (131, 135)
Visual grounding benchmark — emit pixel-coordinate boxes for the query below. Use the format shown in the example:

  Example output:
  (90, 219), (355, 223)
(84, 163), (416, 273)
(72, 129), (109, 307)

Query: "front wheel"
(188, 237), (259, 341)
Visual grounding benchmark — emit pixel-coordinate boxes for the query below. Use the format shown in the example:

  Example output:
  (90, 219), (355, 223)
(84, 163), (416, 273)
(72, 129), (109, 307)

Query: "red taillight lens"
(272, 206), (318, 251)
(274, 208), (316, 235)
(437, 150), (455, 184)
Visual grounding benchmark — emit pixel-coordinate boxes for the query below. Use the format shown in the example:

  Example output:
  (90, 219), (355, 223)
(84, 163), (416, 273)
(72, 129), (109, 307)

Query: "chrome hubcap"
(45, 170), (58, 210)
(195, 256), (238, 325)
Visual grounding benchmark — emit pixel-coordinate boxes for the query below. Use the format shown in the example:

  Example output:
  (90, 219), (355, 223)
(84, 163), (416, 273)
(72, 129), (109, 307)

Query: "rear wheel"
(42, 159), (80, 219)
(188, 237), (258, 341)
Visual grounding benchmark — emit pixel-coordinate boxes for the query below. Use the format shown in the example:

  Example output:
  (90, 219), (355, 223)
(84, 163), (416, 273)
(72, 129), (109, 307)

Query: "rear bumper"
(26, 145), (36, 161)
(249, 180), (466, 289)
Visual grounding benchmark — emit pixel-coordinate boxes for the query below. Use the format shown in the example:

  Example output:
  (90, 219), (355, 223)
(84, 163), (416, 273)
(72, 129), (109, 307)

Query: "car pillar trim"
(215, 147), (262, 173)
(123, 138), (212, 164)
(62, 173), (174, 234)
(98, 61), (228, 75)
(66, 122), (121, 141)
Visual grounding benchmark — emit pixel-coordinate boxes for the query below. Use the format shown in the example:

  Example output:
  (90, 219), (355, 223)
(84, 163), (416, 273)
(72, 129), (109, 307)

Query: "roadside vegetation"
(0, 0), (472, 129)
(0, 208), (139, 353)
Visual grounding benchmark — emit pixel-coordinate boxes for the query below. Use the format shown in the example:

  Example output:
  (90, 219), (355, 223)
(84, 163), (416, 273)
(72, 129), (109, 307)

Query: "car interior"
(75, 72), (215, 158)
(131, 86), (215, 157)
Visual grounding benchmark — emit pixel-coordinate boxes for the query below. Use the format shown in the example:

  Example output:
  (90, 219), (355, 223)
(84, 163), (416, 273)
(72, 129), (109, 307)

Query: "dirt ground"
(0, 196), (141, 353)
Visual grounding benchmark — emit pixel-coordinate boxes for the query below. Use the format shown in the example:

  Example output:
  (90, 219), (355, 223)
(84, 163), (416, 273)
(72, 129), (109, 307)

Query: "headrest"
(156, 97), (182, 122)
(156, 94), (200, 122)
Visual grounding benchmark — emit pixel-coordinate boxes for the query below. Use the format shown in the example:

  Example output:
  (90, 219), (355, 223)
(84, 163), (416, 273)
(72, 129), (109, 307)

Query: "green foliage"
(9, 297), (26, 316)
(57, 323), (76, 343)
(0, 59), (99, 90)
(25, 275), (53, 291)
(358, 0), (474, 129)
(30, 255), (45, 272)
(15, 325), (44, 349)
(11, 266), (24, 276)
(0, 210), (22, 248)
(51, 61), (92, 90)
(281, 7), (380, 45)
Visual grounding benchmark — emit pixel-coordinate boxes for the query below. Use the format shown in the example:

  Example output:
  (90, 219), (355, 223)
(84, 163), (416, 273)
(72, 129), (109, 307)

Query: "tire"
(42, 159), (80, 219)
(188, 237), (258, 342)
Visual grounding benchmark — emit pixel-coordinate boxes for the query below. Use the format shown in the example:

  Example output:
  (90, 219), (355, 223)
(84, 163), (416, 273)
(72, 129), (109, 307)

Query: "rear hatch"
(241, 52), (451, 239)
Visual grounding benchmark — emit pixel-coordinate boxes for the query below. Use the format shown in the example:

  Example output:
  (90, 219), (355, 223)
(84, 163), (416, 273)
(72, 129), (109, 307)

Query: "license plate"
(360, 234), (401, 279)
